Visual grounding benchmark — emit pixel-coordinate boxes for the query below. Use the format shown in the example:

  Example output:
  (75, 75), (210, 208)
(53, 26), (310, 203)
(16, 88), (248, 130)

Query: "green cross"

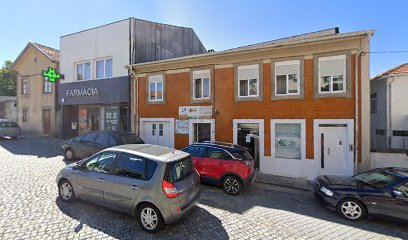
(42, 67), (60, 82)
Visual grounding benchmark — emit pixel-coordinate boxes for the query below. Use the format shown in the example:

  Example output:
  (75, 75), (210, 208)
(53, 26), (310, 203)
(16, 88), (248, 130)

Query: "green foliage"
(0, 60), (17, 96)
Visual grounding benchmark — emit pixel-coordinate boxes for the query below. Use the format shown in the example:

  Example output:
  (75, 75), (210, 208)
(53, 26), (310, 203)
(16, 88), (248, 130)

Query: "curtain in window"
(157, 82), (163, 100)
(276, 75), (287, 94)
(150, 83), (156, 100)
(320, 76), (331, 92)
(194, 78), (202, 98)
(240, 80), (248, 96)
(275, 124), (301, 159)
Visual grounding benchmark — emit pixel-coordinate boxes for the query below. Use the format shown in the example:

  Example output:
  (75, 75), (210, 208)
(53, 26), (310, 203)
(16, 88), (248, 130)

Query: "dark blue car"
(314, 168), (408, 221)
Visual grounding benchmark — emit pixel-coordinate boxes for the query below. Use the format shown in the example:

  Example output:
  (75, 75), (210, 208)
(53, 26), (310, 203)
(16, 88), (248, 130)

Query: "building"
(58, 18), (206, 138)
(371, 63), (408, 150)
(13, 42), (60, 135)
(129, 28), (374, 180)
(0, 96), (17, 121)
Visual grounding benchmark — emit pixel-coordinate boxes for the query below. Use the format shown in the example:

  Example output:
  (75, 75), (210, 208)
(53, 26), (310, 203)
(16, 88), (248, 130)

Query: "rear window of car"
(119, 134), (144, 144)
(0, 121), (19, 128)
(166, 156), (194, 183)
(229, 149), (253, 160)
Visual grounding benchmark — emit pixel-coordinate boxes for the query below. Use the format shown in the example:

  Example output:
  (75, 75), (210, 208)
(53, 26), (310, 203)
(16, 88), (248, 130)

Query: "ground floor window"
(274, 123), (301, 159)
(22, 109), (28, 122)
(193, 123), (211, 142)
(79, 106), (100, 134)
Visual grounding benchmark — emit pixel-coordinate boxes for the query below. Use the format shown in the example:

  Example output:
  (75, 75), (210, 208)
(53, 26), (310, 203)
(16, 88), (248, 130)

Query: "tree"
(0, 60), (17, 96)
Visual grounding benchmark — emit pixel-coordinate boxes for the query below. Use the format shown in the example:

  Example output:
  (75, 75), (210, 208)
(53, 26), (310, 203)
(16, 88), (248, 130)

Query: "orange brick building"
(129, 28), (374, 180)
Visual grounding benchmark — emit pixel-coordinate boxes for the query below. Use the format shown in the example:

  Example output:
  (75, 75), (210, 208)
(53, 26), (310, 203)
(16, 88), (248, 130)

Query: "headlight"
(319, 186), (334, 197)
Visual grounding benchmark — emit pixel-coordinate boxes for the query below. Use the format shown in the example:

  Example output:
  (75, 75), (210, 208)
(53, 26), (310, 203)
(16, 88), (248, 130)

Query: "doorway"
(42, 109), (51, 135)
(189, 119), (215, 144)
(140, 118), (175, 148)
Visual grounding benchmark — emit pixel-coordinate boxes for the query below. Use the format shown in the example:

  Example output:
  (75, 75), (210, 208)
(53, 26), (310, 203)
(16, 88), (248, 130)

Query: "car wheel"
(337, 198), (367, 221)
(59, 180), (76, 202)
(64, 148), (75, 161)
(137, 203), (164, 233)
(222, 175), (242, 195)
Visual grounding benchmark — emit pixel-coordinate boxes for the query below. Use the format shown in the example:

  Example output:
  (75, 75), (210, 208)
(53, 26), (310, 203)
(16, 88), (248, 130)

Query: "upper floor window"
(44, 79), (52, 93)
(238, 64), (259, 97)
(275, 60), (300, 95)
(371, 93), (377, 113)
(22, 79), (29, 95)
(76, 62), (91, 81)
(193, 69), (210, 99)
(149, 75), (164, 101)
(318, 55), (346, 93)
(96, 58), (113, 79)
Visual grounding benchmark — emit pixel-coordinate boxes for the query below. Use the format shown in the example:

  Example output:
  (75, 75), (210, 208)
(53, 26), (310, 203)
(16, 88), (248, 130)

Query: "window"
(159, 124), (164, 136)
(238, 64), (259, 97)
(22, 79), (29, 95)
(96, 58), (113, 79)
(275, 60), (300, 95)
(149, 75), (164, 101)
(82, 132), (98, 143)
(84, 152), (117, 173)
(352, 170), (401, 189)
(76, 62), (91, 80)
(183, 145), (206, 157)
(109, 135), (120, 145)
(22, 110), (28, 122)
(205, 147), (232, 160)
(44, 79), (52, 93)
(376, 129), (385, 136)
(275, 124), (301, 159)
(396, 183), (408, 197)
(113, 152), (146, 179)
(152, 124), (156, 136)
(193, 70), (210, 99)
(318, 55), (346, 93)
(146, 160), (158, 180)
(165, 156), (194, 183)
(393, 130), (408, 137)
(371, 93), (377, 113)
(94, 133), (110, 146)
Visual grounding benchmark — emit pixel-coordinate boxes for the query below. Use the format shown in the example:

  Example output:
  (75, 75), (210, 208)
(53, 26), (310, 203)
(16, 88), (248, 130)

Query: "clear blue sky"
(1, 0), (408, 77)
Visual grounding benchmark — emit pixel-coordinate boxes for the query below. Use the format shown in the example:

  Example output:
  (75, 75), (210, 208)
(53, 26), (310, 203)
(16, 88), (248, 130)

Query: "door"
(42, 109), (51, 135)
(141, 121), (173, 148)
(381, 182), (408, 220)
(193, 123), (211, 142)
(202, 147), (232, 181)
(74, 152), (117, 203)
(318, 125), (351, 176)
(104, 152), (146, 212)
(77, 132), (99, 158)
(237, 123), (260, 170)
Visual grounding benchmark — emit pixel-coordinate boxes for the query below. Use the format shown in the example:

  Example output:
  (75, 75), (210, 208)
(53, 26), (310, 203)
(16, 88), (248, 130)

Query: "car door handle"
(98, 178), (105, 182)
(131, 185), (139, 190)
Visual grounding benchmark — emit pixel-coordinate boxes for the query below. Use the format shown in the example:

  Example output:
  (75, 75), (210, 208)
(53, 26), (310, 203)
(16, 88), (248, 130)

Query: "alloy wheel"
(60, 182), (73, 200)
(224, 178), (240, 194)
(140, 207), (159, 231)
(340, 201), (362, 220)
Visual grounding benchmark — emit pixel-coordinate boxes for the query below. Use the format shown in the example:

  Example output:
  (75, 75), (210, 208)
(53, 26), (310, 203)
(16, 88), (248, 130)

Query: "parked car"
(56, 144), (201, 233)
(314, 167), (408, 221)
(181, 141), (255, 195)
(62, 131), (144, 161)
(0, 119), (21, 139)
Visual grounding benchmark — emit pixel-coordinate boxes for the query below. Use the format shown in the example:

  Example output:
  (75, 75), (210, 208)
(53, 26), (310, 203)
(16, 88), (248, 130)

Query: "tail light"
(162, 179), (179, 198)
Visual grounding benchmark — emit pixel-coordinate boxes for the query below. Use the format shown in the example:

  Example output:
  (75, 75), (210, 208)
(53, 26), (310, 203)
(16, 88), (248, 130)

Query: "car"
(181, 141), (255, 195)
(0, 119), (21, 139)
(56, 144), (201, 233)
(313, 167), (408, 222)
(62, 131), (144, 161)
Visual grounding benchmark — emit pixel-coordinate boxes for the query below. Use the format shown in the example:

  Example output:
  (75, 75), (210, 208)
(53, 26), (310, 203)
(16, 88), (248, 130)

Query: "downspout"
(127, 17), (132, 132)
(388, 75), (396, 148)
(354, 49), (362, 174)
(129, 67), (139, 135)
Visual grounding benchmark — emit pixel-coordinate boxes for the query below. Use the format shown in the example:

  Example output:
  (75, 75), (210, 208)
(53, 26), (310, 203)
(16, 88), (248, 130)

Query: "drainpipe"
(388, 75), (396, 148)
(354, 49), (362, 174)
(129, 67), (139, 135)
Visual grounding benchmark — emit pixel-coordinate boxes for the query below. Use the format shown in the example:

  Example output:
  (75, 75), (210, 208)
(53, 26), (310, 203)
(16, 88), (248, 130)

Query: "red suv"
(182, 142), (255, 195)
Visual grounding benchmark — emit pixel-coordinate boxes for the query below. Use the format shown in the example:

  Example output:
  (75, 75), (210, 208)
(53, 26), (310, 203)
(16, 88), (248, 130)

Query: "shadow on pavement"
(56, 196), (229, 239)
(0, 135), (65, 158)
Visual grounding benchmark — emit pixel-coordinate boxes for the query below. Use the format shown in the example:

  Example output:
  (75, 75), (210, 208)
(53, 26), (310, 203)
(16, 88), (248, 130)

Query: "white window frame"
(43, 79), (52, 93)
(275, 60), (300, 96)
(193, 69), (211, 100)
(148, 75), (164, 102)
(22, 79), (29, 95)
(75, 61), (92, 81)
(318, 55), (346, 94)
(233, 119), (265, 165)
(271, 119), (306, 161)
(188, 119), (215, 144)
(95, 57), (113, 79)
(238, 64), (260, 98)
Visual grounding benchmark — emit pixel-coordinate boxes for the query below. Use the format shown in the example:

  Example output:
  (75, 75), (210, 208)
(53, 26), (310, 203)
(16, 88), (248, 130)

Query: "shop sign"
(175, 120), (189, 134)
(179, 106), (212, 119)
(42, 67), (63, 82)
(105, 105), (119, 131)
(66, 88), (99, 97)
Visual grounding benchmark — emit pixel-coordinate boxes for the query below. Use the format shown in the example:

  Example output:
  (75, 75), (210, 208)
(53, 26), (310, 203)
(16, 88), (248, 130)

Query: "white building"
(371, 63), (408, 150)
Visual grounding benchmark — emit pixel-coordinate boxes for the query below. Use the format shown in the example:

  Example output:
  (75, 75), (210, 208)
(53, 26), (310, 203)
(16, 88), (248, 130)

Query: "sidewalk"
(255, 171), (312, 191)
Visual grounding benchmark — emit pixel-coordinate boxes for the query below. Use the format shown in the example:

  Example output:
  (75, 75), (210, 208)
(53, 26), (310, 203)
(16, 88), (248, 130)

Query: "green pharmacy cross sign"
(42, 67), (63, 82)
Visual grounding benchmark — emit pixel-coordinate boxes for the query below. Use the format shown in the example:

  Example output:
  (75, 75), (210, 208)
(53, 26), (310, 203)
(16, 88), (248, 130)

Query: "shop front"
(58, 76), (130, 138)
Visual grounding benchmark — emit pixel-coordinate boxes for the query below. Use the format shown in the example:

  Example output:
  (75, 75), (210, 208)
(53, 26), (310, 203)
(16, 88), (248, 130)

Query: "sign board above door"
(179, 106), (212, 119)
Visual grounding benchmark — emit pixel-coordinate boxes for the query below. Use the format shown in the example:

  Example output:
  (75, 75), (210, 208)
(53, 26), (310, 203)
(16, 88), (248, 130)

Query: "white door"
(318, 125), (351, 176)
(140, 121), (173, 148)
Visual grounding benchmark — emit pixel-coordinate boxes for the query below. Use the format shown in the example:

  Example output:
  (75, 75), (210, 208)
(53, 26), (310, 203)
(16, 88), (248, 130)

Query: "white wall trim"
(188, 119), (215, 144)
(140, 118), (175, 148)
(232, 119), (265, 164)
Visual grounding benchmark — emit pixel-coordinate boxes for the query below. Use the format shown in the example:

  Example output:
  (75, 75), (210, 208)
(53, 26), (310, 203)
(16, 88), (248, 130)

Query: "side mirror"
(391, 189), (404, 198)
(73, 163), (83, 170)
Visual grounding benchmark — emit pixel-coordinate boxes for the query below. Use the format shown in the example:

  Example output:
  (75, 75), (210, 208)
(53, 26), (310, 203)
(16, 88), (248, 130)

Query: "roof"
(129, 28), (374, 70)
(109, 144), (188, 162)
(13, 42), (59, 66)
(0, 96), (17, 102)
(371, 63), (408, 80)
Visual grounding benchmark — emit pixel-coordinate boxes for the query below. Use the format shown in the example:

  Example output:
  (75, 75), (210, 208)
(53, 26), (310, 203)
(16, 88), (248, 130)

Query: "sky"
(1, 0), (408, 77)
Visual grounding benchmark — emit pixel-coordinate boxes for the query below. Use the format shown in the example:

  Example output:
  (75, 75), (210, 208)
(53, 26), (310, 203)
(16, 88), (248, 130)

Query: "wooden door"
(42, 109), (51, 135)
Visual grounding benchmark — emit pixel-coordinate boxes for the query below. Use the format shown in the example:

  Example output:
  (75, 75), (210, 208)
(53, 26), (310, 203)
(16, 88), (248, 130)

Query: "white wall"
(370, 152), (408, 169)
(390, 75), (408, 149)
(60, 19), (130, 83)
(370, 78), (388, 149)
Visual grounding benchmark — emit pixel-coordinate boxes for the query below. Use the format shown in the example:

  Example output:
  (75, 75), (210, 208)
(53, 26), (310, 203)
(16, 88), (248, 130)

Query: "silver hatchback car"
(0, 119), (21, 139)
(56, 144), (201, 233)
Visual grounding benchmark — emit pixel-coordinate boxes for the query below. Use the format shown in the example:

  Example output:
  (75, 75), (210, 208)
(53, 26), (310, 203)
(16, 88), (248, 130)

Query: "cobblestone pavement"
(1, 136), (408, 240)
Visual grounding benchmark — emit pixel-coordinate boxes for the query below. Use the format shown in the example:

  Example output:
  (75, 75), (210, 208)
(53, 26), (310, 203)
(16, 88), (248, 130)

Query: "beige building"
(13, 42), (60, 136)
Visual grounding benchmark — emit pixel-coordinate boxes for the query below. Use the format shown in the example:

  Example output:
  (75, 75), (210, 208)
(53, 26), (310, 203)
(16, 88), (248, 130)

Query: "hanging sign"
(42, 67), (63, 82)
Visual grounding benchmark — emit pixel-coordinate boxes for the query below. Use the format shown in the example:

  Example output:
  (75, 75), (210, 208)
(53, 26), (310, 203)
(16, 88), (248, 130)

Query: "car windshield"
(167, 156), (194, 183)
(0, 122), (18, 128)
(352, 170), (401, 189)
(120, 134), (143, 144)
(229, 149), (253, 160)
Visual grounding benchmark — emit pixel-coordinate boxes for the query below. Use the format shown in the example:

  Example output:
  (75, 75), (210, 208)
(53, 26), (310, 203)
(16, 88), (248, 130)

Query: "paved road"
(0, 136), (408, 240)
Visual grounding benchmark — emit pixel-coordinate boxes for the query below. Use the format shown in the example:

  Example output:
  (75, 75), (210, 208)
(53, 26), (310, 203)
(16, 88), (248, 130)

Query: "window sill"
(147, 100), (165, 105)
(272, 94), (303, 101)
(236, 95), (263, 102)
(190, 97), (212, 104)
(315, 91), (351, 99)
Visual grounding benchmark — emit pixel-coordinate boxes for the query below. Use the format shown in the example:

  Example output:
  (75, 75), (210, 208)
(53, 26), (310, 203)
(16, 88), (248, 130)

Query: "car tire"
(58, 180), (76, 202)
(137, 203), (164, 233)
(64, 148), (75, 161)
(337, 198), (367, 221)
(222, 175), (242, 195)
